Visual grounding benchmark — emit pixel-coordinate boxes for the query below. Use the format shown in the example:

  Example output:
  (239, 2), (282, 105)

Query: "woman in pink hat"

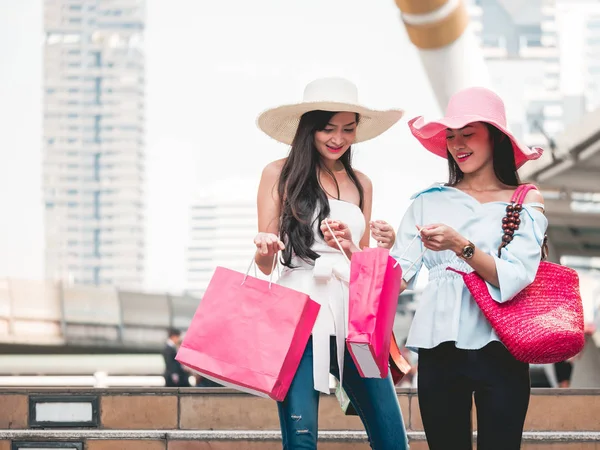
(391, 87), (547, 449)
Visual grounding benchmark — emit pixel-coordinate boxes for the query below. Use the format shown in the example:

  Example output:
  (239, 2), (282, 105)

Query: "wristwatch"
(458, 241), (475, 259)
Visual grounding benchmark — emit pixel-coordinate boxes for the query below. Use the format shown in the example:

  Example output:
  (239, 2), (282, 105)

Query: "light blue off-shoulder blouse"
(391, 183), (548, 352)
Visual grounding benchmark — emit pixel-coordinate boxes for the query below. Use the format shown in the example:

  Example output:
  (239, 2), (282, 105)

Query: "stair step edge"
(2, 430), (600, 442)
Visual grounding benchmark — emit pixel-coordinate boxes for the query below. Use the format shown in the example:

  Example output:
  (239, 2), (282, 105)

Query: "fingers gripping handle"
(325, 218), (427, 284)
(393, 232), (427, 281)
(324, 220), (351, 265)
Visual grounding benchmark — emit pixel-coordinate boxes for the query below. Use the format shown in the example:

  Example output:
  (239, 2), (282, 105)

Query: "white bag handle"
(324, 220), (351, 265)
(394, 232), (427, 280)
(325, 220), (426, 282)
(243, 253), (279, 289)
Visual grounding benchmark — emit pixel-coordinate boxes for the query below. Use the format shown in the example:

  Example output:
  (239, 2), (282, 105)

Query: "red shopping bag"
(176, 262), (320, 401)
(346, 247), (403, 378)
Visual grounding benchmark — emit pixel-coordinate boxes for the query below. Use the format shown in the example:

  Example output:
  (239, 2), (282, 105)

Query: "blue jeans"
(277, 336), (409, 449)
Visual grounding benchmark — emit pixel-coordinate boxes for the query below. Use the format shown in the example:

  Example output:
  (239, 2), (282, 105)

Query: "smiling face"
(445, 121), (494, 174)
(313, 112), (358, 164)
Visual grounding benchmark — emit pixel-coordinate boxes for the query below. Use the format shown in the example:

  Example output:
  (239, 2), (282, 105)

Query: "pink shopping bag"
(176, 260), (320, 401)
(346, 247), (403, 378)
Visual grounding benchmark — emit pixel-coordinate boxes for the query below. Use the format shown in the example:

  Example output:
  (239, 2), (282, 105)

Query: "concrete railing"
(0, 278), (199, 351)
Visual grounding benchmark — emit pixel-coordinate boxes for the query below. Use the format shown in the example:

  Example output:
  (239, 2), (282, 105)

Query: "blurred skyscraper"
(186, 187), (257, 298)
(554, 0), (600, 124)
(466, 0), (562, 147)
(43, 0), (145, 288)
(467, 0), (600, 146)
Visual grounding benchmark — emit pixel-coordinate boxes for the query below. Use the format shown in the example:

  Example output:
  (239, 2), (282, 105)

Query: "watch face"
(463, 245), (475, 259)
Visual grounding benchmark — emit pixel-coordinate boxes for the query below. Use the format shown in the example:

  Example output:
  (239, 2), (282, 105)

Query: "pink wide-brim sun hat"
(408, 87), (543, 169)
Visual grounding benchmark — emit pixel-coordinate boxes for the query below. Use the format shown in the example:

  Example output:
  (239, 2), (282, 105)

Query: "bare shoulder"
(261, 158), (286, 181)
(354, 169), (373, 192)
(523, 187), (544, 205)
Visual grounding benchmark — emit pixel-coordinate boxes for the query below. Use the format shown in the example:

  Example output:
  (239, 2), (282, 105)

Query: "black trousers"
(417, 341), (530, 450)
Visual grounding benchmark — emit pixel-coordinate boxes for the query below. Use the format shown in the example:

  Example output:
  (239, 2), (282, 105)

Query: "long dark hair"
(278, 110), (363, 267)
(447, 123), (521, 186)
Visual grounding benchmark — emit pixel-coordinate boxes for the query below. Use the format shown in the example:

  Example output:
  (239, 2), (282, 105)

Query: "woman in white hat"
(253, 77), (409, 449)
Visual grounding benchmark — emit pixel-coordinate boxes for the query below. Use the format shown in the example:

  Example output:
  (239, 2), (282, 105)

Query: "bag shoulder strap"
(498, 184), (547, 259)
(511, 183), (538, 205)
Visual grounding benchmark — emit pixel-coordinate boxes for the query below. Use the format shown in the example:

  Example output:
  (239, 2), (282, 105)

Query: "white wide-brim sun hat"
(257, 77), (405, 145)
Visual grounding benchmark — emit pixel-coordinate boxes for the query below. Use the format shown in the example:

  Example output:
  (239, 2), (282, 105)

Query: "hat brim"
(408, 115), (543, 169)
(257, 101), (404, 145)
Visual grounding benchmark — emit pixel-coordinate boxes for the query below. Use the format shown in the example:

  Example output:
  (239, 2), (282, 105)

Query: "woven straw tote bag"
(448, 184), (585, 364)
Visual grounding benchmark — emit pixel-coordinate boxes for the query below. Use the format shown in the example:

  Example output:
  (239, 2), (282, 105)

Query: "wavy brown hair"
(278, 110), (363, 267)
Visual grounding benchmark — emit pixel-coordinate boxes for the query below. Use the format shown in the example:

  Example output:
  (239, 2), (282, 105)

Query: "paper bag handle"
(325, 220), (426, 280)
(324, 220), (352, 265)
(394, 232), (427, 280)
(243, 253), (279, 289)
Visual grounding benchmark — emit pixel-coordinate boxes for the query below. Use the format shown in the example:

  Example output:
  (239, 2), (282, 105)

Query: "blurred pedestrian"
(162, 328), (190, 387)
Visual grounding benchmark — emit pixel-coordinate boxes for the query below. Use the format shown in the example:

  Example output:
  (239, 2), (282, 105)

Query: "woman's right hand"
(253, 232), (285, 257)
(370, 220), (396, 249)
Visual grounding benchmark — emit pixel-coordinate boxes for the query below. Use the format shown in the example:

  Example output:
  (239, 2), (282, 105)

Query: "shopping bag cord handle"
(394, 232), (427, 276)
(324, 220), (426, 277)
(243, 253), (279, 289)
(324, 220), (351, 265)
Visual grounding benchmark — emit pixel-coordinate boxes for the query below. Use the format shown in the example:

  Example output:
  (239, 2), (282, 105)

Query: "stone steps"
(3, 430), (600, 450)
(1, 387), (598, 449)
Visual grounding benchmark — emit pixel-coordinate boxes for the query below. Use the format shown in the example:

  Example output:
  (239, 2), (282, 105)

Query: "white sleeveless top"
(277, 199), (366, 394)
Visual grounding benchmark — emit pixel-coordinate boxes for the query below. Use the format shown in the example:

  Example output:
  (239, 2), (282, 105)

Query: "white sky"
(0, 0), (452, 291)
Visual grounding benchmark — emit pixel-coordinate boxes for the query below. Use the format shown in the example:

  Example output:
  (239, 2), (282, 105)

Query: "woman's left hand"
(419, 223), (467, 254)
(321, 219), (358, 254)
(370, 220), (396, 249)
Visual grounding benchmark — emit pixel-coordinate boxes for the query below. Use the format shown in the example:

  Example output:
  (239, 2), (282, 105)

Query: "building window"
(520, 35), (542, 48)
(93, 191), (101, 220)
(94, 114), (101, 142)
(94, 153), (101, 181)
(95, 77), (102, 104)
(94, 229), (101, 257)
(588, 19), (600, 30)
(93, 51), (102, 67)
